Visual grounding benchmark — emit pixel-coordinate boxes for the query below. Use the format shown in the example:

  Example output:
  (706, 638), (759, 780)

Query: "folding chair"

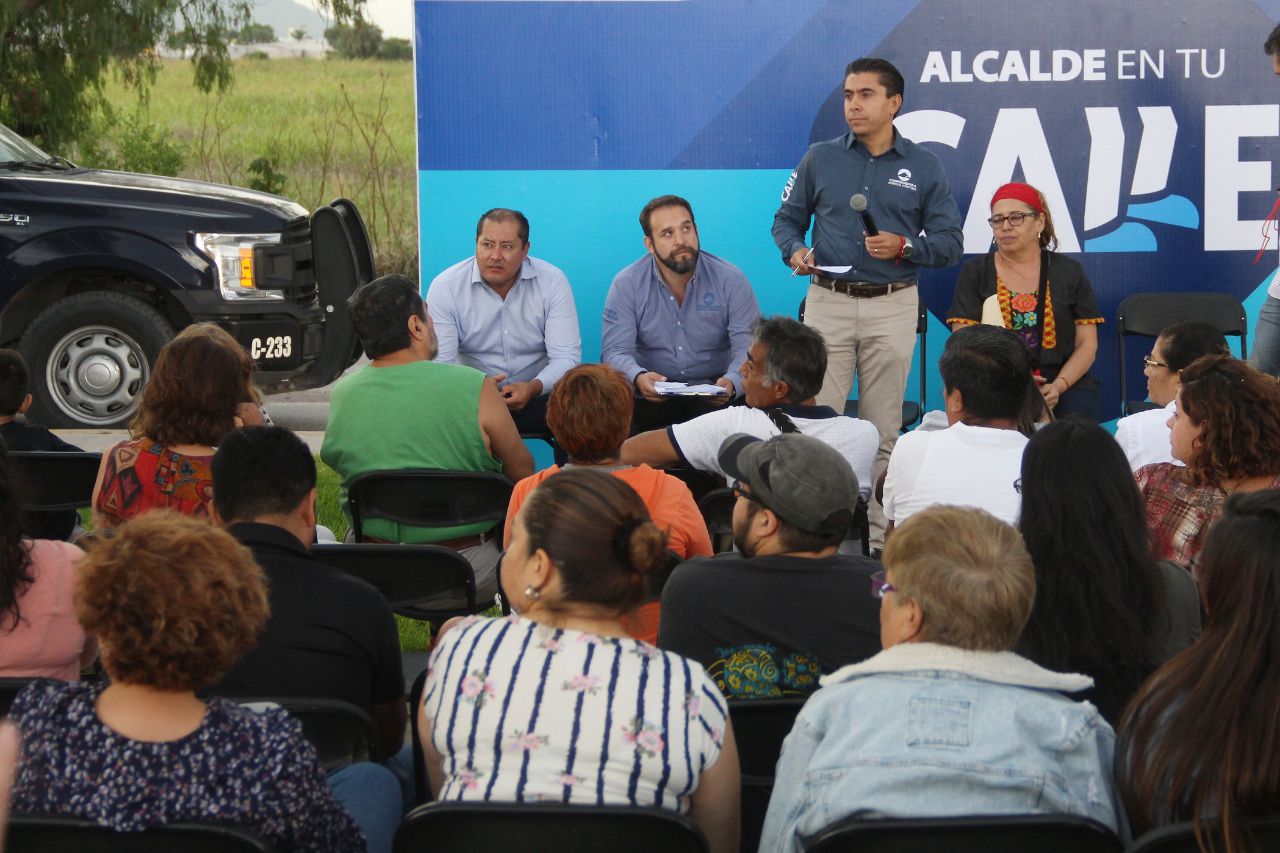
(799, 298), (928, 431)
(5, 814), (277, 852)
(235, 697), (379, 772)
(1116, 292), (1248, 415)
(800, 813), (1122, 853)
(1128, 815), (1280, 852)
(393, 801), (709, 853)
(311, 543), (479, 623)
(5, 450), (102, 511)
(729, 697), (807, 853)
(346, 469), (513, 545)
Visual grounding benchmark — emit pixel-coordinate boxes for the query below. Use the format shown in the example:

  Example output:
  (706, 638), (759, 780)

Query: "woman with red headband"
(947, 182), (1103, 419)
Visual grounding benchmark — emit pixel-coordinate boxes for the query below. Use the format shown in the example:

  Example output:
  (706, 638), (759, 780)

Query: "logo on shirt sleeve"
(781, 170), (798, 202)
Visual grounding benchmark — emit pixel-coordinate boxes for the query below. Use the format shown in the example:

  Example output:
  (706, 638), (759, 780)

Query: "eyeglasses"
(731, 479), (756, 502)
(870, 570), (897, 599)
(987, 212), (1037, 228)
(1143, 355), (1169, 369)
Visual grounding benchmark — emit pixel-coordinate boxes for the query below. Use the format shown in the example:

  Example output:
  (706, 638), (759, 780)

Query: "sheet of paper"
(654, 381), (730, 396)
(814, 264), (853, 274)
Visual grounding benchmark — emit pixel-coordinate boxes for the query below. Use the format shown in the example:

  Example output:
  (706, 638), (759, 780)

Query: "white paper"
(814, 264), (853, 274)
(654, 381), (730, 396)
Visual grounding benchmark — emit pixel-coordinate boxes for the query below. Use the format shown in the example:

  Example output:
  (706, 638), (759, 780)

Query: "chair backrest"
(346, 469), (514, 542)
(5, 815), (277, 852)
(5, 451), (103, 511)
(1128, 816), (1280, 853)
(0, 676), (44, 717)
(729, 697), (806, 779)
(1116, 292), (1248, 415)
(311, 543), (478, 620)
(393, 802), (709, 853)
(800, 814), (1123, 853)
(696, 487), (735, 553)
(236, 697), (378, 772)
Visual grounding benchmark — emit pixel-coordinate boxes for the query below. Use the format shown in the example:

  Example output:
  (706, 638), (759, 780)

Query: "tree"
(376, 37), (411, 61)
(0, 1), (364, 151)
(289, 26), (307, 43)
(324, 20), (382, 59)
(236, 22), (275, 44)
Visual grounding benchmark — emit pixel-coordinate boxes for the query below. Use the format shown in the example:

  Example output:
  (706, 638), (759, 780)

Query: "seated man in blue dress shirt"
(602, 194), (761, 432)
(427, 208), (582, 434)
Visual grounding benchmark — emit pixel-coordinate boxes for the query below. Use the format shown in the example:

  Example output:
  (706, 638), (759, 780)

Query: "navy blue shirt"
(772, 130), (964, 284)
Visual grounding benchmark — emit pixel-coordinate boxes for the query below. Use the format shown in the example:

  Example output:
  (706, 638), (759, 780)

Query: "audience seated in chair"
(1115, 322), (1229, 472)
(1017, 419), (1200, 725)
(321, 275), (533, 604)
(1118, 489), (1280, 852)
(503, 363), (711, 642)
(623, 316), (878, 503)
(658, 433), (879, 699)
(883, 325), (1034, 532)
(759, 505), (1121, 852)
(0, 448), (95, 681)
(1135, 354), (1280, 569)
(207, 426), (408, 840)
(0, 348), (84, 541)
(9, 511), (374, 853)
(421, 468), (740, 853)
(90, 324), (265, 530)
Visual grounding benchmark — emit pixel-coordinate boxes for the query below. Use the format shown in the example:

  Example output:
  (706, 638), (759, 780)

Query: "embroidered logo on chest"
(888, 168), (918, 192)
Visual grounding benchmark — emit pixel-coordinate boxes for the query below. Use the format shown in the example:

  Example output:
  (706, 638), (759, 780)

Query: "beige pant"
(804, 282), (918, 546)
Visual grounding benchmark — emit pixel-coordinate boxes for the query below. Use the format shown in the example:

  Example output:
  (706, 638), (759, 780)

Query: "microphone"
(850, 194), (879, 237)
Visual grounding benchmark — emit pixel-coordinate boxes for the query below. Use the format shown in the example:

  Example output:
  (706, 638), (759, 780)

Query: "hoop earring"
(524, 585), (541, 601)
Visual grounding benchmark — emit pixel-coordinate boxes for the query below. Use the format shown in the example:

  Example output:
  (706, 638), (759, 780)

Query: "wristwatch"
(900, 237), (915, 259)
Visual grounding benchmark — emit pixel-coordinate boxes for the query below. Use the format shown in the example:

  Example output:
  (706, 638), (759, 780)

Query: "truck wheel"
(19, 292), (175, 429)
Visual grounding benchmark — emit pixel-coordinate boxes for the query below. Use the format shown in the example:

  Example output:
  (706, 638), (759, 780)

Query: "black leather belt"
(812, 275), (915, 298)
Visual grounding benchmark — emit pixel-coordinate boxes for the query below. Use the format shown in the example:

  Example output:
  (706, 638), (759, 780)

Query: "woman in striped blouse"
(420, 468), (740, 853)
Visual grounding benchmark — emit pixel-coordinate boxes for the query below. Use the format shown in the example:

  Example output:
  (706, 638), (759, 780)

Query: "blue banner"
(416, 0), (1280, 419)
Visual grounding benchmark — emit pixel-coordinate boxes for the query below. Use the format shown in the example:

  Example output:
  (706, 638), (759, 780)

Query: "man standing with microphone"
(773, 57), (963, 550)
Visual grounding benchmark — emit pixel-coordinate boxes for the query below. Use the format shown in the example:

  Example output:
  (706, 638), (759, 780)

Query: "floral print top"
(10, 680), (365, 853)
(422, 614), (728, 811)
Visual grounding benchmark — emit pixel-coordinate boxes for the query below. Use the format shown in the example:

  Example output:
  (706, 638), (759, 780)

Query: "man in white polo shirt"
(883, 325), (1031, 530)
(621, 316), (879, 500)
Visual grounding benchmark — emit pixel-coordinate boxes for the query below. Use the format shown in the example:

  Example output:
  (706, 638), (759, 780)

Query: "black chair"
(311, 543), (479, 623)
(393, 802), (710, 853)
(407, 668), (431, 806)
(5, 450), (102, 511)
(1128, 816), (1280, 852)
(236, 697), (378, 772)
(347, 468), (514, 545)
(0, 676), (44, 717)
(697, 489), (871, 556)
(729, 697), (807, 853)
(800, 813), (1122, 852)
(799, 298), (928, 432)
(5, 814), (277, 852)
(1116, 292), (1248, 415)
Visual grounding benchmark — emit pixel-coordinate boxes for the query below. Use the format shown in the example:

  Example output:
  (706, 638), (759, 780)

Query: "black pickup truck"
(0, 122), (373, 428)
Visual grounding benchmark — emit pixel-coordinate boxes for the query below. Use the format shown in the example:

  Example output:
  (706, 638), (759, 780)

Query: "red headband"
(990, 182), (1044, 214)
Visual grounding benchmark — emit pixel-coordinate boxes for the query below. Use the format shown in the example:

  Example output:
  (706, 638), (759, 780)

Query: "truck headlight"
(193, 232), (286, 301)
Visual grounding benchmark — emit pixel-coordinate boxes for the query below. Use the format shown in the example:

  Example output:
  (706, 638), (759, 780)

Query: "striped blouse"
(422, 614), (728, 812)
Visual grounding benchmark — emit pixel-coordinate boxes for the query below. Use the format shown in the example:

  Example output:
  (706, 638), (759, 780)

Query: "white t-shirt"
(668, 404), (879, 499)
(882, 422), (1028, 525)
(1114, 400), (1178, 473)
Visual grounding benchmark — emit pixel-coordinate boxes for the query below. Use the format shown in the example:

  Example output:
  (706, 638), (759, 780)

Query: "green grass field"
(95, 57), (418, 279)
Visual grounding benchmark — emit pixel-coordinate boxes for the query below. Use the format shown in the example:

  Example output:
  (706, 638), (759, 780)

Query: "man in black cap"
(657, 432), (881, 700)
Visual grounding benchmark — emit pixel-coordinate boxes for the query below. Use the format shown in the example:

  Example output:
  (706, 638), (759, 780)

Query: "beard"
(657, 246), (699, 275)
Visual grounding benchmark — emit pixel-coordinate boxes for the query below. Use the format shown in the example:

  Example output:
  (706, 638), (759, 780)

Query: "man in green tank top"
(321, 275), (534, 603)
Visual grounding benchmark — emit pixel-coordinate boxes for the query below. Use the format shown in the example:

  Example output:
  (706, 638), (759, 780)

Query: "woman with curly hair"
(0, 448), (95, 680)
(90, 325), (263, 529)
(9, 512), (370, 852)
(1117, 489), (1280, 851)
(1135, 354), (1280, 568)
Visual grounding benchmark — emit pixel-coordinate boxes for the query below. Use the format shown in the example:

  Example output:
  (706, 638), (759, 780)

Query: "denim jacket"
(758, 643), (1120, 852)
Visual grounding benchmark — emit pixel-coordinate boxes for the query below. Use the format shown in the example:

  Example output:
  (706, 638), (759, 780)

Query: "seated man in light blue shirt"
(602, 194), (760, 432)
(427, 208), (581, 434)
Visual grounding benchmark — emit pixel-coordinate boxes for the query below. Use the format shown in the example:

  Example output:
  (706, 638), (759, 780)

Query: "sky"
(312, 0), (413, 39)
